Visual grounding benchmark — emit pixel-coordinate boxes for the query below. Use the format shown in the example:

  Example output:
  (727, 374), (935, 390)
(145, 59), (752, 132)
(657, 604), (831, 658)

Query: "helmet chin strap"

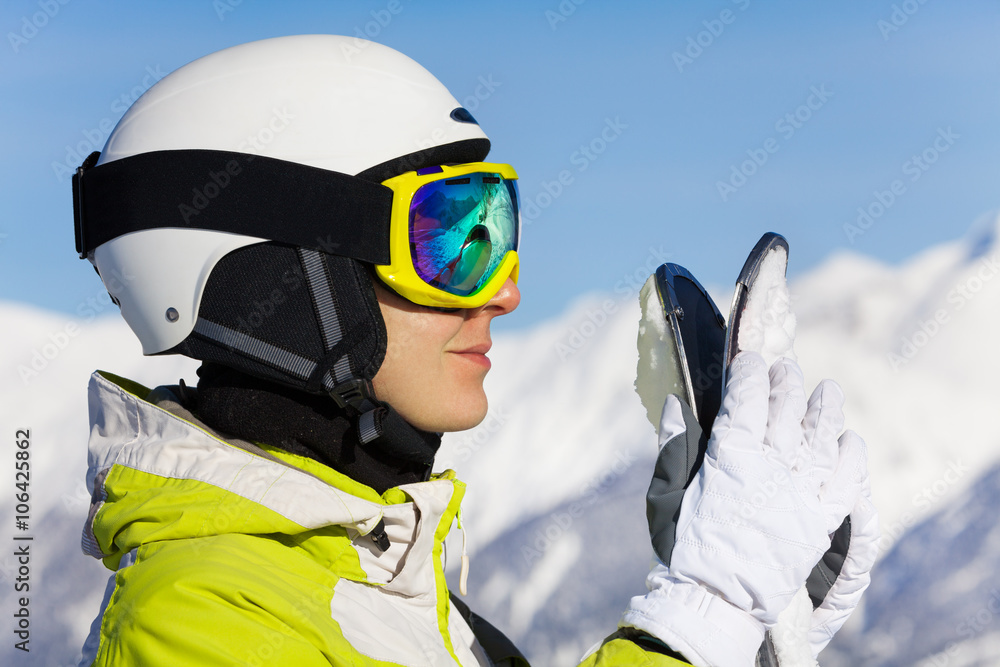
(326, 374), (441, 467)
(329, 377), (378, 412)
(194, 362), (441, 513)
(356, 403), (441, 465)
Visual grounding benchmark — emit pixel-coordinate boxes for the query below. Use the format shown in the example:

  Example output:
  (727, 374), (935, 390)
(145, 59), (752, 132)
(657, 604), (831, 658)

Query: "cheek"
(373, 310), (451, 413)
(380, 311), (446, 376)
(373, 310), (488, 432)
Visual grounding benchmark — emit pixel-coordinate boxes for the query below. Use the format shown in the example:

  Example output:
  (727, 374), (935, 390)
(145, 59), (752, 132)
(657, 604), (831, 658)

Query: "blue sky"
(2, 0), (998, 331)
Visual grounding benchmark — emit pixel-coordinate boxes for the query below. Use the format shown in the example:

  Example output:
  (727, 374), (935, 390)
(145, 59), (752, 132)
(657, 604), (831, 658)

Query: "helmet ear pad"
(168, 242), (387, 396)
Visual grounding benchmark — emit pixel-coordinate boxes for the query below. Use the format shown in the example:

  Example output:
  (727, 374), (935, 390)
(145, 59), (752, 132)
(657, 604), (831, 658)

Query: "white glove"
(622, 352), (871, 667)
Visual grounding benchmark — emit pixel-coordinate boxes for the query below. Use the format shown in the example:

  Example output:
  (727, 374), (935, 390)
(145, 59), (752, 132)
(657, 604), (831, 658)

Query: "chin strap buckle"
(329, 377), (376, 412)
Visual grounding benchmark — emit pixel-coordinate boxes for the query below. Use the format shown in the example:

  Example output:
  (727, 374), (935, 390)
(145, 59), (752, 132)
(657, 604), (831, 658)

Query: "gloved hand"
(622, 352), (873, 667)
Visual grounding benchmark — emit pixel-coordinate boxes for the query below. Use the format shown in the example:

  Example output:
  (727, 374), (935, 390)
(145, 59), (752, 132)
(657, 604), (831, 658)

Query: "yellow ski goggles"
(375, 162), (520, 309)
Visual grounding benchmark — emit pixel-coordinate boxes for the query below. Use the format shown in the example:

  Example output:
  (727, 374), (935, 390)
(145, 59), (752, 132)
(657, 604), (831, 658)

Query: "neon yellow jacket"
(79, 371), (690, 666)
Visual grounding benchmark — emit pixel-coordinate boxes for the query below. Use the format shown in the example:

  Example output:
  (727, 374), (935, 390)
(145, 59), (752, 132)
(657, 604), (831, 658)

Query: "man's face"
(371, 278), (520, 432)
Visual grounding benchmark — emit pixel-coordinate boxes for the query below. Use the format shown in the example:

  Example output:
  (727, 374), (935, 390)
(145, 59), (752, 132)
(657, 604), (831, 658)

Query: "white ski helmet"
(73, 35), (492, 407)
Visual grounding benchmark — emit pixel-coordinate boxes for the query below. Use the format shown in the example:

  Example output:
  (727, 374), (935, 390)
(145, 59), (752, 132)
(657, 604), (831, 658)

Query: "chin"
(412, 394), (489, 433)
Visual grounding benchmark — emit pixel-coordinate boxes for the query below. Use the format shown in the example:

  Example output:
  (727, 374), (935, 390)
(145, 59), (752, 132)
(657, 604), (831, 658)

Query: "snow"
(0, 304), (200, 666)
(635, 273), (686, 430)
(737, 246), (797, 365)
(773, 587), (820, 667)
(3, 212), (1000, 665)
(823, 457), (1000, 666)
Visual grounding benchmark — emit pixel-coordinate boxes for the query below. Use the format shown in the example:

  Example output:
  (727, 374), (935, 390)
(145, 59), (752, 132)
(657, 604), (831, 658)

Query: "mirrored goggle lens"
(409, 173), (519, 297)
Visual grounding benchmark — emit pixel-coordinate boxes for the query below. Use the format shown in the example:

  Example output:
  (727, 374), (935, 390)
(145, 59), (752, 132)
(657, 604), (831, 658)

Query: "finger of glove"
(819, 430), (868, 535)
(709, 351), (770, 459)
(809, 491), (880, 656)
(837, 475), (880, 588)
(762, 357), (808, 471)
(801, 379), (846, 483)
(657, 394), (688, 449)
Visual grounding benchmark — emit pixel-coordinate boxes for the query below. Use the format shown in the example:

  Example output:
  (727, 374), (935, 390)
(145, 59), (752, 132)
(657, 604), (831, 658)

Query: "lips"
(454, 342), (492, 355)
(451, 342), (492, 369)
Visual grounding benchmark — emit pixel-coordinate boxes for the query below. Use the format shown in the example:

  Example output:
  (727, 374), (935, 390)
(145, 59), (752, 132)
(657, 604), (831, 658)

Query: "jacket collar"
(85, 370), (464, 596)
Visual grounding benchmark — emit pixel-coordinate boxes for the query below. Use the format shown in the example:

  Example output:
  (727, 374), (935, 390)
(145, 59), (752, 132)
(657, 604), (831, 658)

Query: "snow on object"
(732, 245), (826, 665)
(772, 587), (820, 667)
(632, 245), (797, 439)
(736, 246), (797, 366)
(634, 274), (685, 431)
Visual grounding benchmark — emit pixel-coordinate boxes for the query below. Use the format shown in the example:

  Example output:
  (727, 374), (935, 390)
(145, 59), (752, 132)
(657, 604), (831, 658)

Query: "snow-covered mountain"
(440, 211), (1000, 665)
(826, 459), (1000, 667)
(2, 214), (998, 666)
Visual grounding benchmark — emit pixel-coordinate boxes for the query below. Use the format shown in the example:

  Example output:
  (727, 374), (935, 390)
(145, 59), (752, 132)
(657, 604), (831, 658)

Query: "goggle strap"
(74, 149), (393, 263)
(354, 137), (490, 183)
(73, 151), (102, 258)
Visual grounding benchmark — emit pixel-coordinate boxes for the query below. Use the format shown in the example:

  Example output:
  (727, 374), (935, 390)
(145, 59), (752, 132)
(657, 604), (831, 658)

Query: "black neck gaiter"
(194, 363), (440, 494)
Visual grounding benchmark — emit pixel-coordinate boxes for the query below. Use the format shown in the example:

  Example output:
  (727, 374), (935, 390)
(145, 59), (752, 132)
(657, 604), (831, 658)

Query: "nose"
(485, 277), (520, 316)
